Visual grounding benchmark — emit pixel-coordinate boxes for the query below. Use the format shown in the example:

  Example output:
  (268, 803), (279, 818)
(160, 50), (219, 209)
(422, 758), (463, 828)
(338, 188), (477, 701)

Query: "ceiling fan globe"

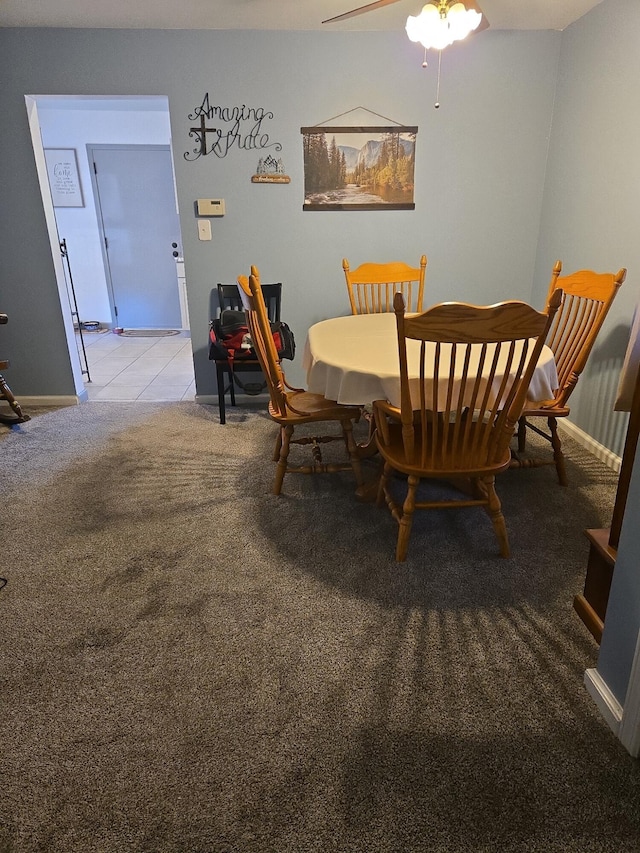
(406, 1), (483, 51)
(406, 3), (452, 50)
(447, 2), (482, 39)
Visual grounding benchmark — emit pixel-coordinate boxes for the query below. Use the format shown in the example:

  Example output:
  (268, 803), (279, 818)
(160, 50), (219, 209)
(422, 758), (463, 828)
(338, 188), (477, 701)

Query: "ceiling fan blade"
(464, 0), (489, 31)
(322, 0), (403, 24)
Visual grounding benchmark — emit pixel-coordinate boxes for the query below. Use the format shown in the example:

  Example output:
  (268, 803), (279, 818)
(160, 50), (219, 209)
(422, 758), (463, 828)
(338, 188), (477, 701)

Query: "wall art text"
(185, 93), (283, 161)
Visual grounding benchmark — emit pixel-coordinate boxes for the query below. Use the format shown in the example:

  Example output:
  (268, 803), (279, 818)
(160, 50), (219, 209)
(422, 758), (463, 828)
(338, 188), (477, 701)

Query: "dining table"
(303, 312), (559, 411)
(303, 311), (559, 500)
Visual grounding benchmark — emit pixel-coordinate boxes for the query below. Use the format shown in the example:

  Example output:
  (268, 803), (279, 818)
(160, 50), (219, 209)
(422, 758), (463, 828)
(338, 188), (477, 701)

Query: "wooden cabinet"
(574, 361), (640, 642)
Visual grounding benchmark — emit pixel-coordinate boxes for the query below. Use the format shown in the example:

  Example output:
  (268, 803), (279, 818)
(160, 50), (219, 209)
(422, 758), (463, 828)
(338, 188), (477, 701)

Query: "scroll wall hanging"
(301, 108), (417, 211)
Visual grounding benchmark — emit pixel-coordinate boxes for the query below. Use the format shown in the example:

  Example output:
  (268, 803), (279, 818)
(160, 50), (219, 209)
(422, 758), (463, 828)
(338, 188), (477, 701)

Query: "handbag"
(209, 309), (296, 363)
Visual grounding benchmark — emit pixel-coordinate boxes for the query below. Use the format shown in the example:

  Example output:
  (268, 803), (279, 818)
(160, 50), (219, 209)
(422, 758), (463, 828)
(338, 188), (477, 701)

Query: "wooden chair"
(214, 280), (282, 424)
(512, 261), (626, 486)
(373, 290), (562, 562)
(342, 255), (427, 315)
(0, 314), (30, 426)
(237, 273), (364, 495)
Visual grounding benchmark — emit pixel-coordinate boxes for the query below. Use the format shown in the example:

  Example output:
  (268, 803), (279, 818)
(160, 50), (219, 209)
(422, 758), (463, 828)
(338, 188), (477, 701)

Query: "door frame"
(25, 95), (87, 402)
(87, 143), (187, 331)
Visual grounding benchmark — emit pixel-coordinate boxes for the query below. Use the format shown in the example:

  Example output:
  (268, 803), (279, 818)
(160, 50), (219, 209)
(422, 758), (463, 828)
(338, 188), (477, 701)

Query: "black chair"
(214, 281), (282, 423)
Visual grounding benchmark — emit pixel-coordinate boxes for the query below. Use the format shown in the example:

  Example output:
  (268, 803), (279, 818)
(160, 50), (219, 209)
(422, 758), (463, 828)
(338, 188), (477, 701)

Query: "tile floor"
(77, 330), (195, 402)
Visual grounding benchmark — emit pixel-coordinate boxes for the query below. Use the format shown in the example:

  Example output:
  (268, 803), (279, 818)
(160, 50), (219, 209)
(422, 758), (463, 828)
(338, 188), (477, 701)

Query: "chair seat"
(522, 403), (570, 418)
(224, 356), (261, 368)
(217, 357), (264, 381)
(375, 419), (512, 478)
(270, 391), (362, 424)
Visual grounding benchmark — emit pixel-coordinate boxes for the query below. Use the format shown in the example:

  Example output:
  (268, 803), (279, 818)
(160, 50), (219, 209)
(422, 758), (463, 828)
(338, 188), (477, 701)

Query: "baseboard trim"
(557, 419), (622, 473)
(19, 395), (82, 407)
(584, 667), (623, 735)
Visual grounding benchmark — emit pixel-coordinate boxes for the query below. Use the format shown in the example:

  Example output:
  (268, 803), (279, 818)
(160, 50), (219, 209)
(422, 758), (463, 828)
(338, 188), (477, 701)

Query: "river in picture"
(304, 183), (413, 206)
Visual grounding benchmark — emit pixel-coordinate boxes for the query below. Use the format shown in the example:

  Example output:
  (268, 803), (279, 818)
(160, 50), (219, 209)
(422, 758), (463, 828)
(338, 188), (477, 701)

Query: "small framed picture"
(44, 148), (85, 208)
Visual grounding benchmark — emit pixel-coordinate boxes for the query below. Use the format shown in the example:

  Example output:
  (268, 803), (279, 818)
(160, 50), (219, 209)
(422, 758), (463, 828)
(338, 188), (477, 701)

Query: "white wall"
(37, 97), (173, 325)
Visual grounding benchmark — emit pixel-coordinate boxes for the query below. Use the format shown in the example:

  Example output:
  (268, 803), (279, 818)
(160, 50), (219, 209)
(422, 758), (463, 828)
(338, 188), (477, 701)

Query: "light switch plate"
(197, 219), (212, 241)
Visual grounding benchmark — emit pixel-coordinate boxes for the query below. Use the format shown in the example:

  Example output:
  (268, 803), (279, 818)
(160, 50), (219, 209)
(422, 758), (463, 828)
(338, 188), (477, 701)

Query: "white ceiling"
(0, 0), (605, 32)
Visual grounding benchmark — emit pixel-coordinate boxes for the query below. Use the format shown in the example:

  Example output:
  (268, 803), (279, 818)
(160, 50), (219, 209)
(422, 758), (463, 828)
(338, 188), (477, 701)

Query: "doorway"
(26, 94), (194, 401)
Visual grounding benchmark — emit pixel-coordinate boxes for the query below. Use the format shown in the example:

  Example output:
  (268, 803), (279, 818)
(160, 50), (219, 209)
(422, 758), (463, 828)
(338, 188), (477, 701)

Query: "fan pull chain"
(421, 49), (443, 109)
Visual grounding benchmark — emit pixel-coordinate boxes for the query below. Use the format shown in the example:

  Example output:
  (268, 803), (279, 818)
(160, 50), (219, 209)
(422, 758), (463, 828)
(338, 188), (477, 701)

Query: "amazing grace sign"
(184, 93), (283, 161)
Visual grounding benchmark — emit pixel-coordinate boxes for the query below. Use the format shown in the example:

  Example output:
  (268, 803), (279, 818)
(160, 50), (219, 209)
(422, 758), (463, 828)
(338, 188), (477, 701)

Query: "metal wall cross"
(189, 114), (218, 157)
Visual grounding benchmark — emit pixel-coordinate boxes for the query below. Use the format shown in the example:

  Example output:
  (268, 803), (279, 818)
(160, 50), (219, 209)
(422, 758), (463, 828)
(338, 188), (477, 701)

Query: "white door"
(91, 145), (183, 330)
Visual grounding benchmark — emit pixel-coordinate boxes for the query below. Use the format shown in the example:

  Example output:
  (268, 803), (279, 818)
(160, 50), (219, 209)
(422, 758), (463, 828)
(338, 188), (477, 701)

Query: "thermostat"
(196, 198), (225, 216)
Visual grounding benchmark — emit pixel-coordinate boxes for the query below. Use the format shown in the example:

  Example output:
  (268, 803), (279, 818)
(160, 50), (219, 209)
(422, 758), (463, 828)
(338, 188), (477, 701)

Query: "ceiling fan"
(323, 0), (413, 24)
(322, 0), (489, 33)
(322, 0), (489, 108)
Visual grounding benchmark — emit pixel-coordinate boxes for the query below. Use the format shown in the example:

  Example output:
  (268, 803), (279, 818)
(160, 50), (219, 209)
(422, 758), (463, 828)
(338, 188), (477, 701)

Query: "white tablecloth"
(303, 312), (559, 409)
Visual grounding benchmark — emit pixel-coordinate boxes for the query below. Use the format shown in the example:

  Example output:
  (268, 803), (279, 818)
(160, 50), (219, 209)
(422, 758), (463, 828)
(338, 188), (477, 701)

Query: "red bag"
(208, 310), (295, 362)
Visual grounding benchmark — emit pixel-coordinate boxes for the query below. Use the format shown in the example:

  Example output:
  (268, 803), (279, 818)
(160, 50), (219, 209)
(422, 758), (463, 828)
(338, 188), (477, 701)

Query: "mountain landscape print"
(301, 126), (417, 210)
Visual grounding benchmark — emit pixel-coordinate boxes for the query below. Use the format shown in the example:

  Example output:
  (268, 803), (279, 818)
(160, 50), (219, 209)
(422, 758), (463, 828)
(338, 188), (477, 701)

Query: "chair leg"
(480, 475), (510, 558)
(517, 415), (527, 453)
(396, 473), (419, 562)
(377, 461), (391, 506)
(0, 373), (30, 425)
(548, 416), (568, 486)
(273, 428), (283, 462)
(228, 366), (236, 405)
(216, 363), (226, 425)
(273, 424), (293, 495)
(340, 418), (364, 487)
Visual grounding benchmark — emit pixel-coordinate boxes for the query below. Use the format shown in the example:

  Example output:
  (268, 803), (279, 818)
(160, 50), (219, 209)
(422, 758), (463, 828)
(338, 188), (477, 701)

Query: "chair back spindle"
(395, 296), (559, 473)
(514, 261), (626, 485)
(543, 266), (624, 408)
(342, 256), (427, 315)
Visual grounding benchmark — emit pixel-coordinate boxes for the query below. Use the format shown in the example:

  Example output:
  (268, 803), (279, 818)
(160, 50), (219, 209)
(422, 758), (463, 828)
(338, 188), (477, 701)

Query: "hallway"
(78, 330), (195, 401)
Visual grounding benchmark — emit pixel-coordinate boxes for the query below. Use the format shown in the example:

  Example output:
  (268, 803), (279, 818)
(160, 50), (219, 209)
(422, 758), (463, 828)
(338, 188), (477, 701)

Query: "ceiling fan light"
(406, 4), (455, 50)
(406, 0), (484, 51)
(446, 2), (482, 40)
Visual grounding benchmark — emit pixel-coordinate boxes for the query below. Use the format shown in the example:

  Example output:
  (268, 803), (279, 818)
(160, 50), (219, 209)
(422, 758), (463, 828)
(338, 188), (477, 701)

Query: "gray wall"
(0, 27), (559, 397)
(538, 0), (640, 706)
(534, 0), (640, 457)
